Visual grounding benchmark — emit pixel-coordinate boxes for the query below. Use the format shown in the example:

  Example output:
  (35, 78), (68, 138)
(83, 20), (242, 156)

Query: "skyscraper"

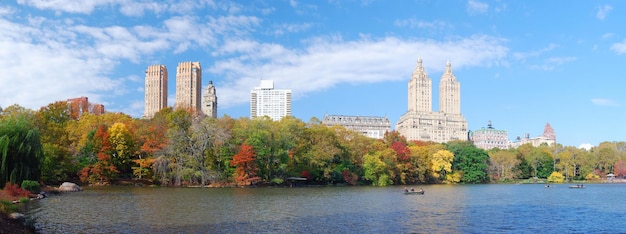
(175, 61), (202, 112)
(143, 64), (168, 118)
(439, 61), (461, 115)
(202, 80), (218, 118)
(408, 58), (432, 113)
(250, 80), (291, 121)
(396, 59), (468, 143)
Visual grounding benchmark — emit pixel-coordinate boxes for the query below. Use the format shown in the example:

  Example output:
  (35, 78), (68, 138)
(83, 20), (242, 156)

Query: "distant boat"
(569, 184), (586, 189)
(545, 184), (555, 188)
(404, 190), (425, 195)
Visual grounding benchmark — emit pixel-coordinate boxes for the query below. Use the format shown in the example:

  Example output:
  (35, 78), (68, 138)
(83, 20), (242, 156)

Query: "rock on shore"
(58, 182), (82, 192)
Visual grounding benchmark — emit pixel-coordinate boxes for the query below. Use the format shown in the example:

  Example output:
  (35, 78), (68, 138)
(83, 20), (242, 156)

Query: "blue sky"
(1, 0), (625, 148)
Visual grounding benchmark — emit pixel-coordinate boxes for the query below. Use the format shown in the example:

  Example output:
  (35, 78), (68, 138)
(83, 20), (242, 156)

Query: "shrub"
(0, 200), (18, 213)
(547, 171), (565, 183)
(3, 182), (31, 198)
(21, 180), (41, 194)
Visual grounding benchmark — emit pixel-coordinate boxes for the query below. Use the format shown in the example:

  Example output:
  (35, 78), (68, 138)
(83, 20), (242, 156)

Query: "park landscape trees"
(2, 102), (626, 190)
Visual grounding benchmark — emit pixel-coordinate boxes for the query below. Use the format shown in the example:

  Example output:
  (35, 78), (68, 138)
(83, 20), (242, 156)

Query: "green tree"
(447, 141), (490, 183)
(363, 150), (392, 186)
(35, 101), (73, 183)
(0, 115), (43, 187)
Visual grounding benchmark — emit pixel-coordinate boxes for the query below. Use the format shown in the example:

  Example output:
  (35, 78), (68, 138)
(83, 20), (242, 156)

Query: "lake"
(26, 183), (626, 233)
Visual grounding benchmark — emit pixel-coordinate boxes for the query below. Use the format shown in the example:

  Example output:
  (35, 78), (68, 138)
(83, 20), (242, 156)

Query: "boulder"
(58, 182), (82, 192)
(9, 213), (25, 222)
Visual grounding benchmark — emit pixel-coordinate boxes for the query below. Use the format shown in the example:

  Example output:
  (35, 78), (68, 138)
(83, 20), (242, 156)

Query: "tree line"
(1, 102), (625, 188)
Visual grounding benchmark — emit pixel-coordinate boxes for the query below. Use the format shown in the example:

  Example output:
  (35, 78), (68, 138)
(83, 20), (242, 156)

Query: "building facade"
(471, 121), (508, 150)
(143, 64), (168, 118)
(175, 61), (202, 112)
(202, 80), (218, 118)
(322, 114), (391, 139)
(508, 123), (556, 148)
(66, 96), (104, 119)
(396, 59), (468, 143)
(250, 80), (292, 121)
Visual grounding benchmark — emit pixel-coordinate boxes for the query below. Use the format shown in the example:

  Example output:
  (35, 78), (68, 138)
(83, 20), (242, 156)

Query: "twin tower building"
(143, 62), (217, 118)
(396, 58), (468, 143)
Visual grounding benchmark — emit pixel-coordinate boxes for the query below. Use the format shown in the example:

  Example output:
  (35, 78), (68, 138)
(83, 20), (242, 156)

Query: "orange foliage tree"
(230, 143), (259, 186)
(78, 125), (118, 184)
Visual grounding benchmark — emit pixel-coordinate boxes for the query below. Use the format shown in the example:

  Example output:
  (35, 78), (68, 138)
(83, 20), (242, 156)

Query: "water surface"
(28, 184), (626, 233)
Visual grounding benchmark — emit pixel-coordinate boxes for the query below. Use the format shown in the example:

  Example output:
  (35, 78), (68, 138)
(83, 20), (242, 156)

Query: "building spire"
(445, 60), (452, 75)
(412, 56), (428, 80)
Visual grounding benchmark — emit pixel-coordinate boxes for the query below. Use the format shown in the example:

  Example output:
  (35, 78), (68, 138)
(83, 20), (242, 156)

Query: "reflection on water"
(28, 184), (626, 233)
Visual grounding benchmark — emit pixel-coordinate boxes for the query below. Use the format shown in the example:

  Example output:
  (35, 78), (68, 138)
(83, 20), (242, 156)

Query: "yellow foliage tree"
(108, 122), (135, 175)
(547, 171), (565, 183)
(431, 149), (454, 180)
(585, 173), (600, 181)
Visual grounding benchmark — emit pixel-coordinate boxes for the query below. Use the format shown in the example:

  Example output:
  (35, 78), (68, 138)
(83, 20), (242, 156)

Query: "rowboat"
(404, 190), (425, 195)
(569, 184), (585, 189)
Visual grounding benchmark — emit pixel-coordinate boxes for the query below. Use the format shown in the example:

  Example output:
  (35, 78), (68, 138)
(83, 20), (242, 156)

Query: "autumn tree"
(78, 125), (118, 184)
(108, 122), (136, 177)
(488, 149), (520, 182)
(363, 150), (393, 186)
(163, 109), (193, 186)
(230, 143), (259, 186)
(35, 101), (73, 183)
(614, 159), (626, 178)
(333, 126), (374, 185)
(431, 149), (454, 182)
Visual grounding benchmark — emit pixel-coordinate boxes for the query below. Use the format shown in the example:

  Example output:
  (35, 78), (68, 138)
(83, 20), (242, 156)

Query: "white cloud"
(0, 6), (16, 16)
(596, 5), (612, 20)
(394, 18), (449, 30)
(2, 1), (509, 117)
(17, 0), (112, 14)
(273, 22), (313, 36)
(467, 0), (489, 15)
(0, 3), (261, 111)
(512, 43), (559, 61)
(591, 98), (619, 107)
(212, 35), (509, 108)
(17, 0), (220, 16)
(611, 39), (626, 55)
(578, 143), (593, 150)
(530, 56), (576, 70)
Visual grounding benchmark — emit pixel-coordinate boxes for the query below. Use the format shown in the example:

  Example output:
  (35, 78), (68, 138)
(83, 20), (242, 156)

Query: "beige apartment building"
(322, 114), (391, 139)
(471, 121), (509, 150)
(202, 80), (218, 118)
(143, 64), (168, 118)
(175, 62), (202, 112)
(396, 59), (468, 143)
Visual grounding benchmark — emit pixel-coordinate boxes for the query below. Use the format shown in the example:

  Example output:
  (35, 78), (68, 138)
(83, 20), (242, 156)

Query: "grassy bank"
(0, 190), (37, 233)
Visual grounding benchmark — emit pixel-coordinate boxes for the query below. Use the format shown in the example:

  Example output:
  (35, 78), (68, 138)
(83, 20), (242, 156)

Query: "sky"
(1, 0), (625, 148)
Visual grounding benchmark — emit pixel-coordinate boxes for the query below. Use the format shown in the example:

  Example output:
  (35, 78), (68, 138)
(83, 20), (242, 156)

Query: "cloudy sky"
(1, 0), (625, 148)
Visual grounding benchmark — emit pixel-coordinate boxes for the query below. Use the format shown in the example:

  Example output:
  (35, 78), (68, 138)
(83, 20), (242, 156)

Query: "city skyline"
(1, 1), (626, 148)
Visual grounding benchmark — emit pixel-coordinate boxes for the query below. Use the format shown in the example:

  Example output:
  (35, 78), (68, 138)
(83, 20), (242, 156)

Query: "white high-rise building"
(396, 59), (468, 143)
(143, 64), (168, 118)
(202, 80), (218, 118)
(250, 80), (292, 121)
